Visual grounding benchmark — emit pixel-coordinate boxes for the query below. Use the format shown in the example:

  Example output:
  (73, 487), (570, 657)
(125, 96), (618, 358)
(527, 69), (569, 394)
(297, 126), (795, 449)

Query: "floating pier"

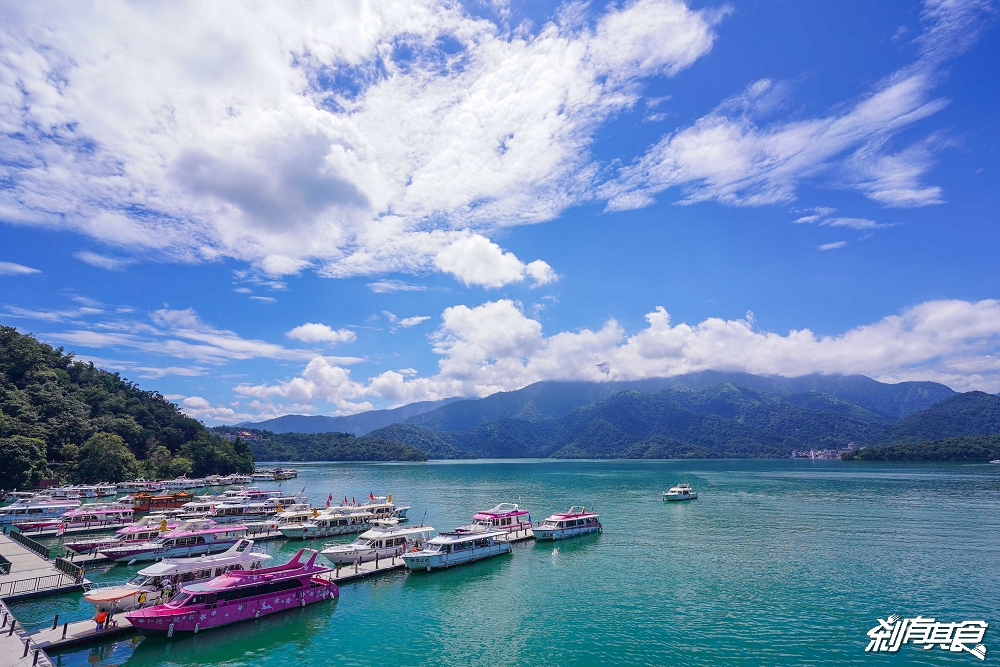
(320, 556), (407, 584)
(12, 523), (130, 539)
(0, 534), (85, 602)
(27, 618), (134, 653)
(0, 599), (55, 667)
(495, 527), (535, 543)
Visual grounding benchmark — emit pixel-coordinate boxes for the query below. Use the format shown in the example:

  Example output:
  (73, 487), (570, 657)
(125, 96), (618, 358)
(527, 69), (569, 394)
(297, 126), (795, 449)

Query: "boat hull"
(127, 580), (338, 636)
(663, 494), (697, 501)
(402, 543), (511, 570)
(279, 524), (367, 539)
(100, 539), (242, 563)
(322, 545), (405, 565)
(533, 525), (601, 540)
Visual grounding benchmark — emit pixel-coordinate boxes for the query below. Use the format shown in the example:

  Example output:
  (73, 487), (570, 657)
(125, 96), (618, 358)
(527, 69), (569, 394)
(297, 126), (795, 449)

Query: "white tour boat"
(0, 497), (82, 526)
(84, 539), (271, 612)
(663, 483), (698, 501)
(532, 506), (602, 540)
(402, 525), (511, 571)
(321, 523), (435, 565)
(278, 507), (374, 539)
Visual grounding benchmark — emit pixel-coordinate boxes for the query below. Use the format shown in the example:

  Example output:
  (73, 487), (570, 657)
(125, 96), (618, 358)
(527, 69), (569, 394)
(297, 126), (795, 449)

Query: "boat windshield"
(126, 574), (152, 586)
(424, 544), (444, 553)
(541, 520), (559, 527)
(166, 593), (192, 608)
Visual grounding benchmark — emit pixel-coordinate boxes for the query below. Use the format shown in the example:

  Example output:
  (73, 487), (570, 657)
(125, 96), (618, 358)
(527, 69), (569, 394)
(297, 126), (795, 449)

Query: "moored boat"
(131, 491), (194, 512)
(278, 507), (373, 539)
(456, 503), (532, 535)
(13, 503), (133, 531)
(662, 483), (698, 502)
(125, 548), (338, 636)
(402, 525), (511, 571)
(0, 497), (81, 526)
(532, 506), (602, 540)
(98, 519), (248, 563)
(65, 516), (180, 554)
(85, 539), (271, 612)
(321, 523), (435, 565)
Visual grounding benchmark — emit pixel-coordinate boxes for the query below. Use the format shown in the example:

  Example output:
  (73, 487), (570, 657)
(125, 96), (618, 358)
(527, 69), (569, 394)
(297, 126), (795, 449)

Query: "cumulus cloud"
(0, 261), (41, 276)
(0, 0), (721, 288)
(286, 323), (357, 344)
(234, 297), (1000, 418)
(603, 0), (991, 210)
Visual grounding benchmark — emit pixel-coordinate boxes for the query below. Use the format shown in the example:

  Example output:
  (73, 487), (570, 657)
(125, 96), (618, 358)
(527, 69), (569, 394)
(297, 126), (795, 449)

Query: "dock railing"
(0, 553), (11, 575)
(0, 573), (75, 599)
(8, 530), (50, 559)
(53, 557), (84, 580)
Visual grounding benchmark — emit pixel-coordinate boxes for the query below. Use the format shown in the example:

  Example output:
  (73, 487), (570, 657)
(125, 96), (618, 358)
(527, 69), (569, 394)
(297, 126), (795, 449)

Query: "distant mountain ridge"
(403, 373), (955, 432)
(237, 397), (462, 435)
(370, 383), (895, 459)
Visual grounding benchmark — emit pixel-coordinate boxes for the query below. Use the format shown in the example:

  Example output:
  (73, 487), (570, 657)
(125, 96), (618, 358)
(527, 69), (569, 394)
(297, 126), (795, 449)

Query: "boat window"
(127, 574), (147, 585)
(167, 593), (192, 608)
(196, 536), (206, 544)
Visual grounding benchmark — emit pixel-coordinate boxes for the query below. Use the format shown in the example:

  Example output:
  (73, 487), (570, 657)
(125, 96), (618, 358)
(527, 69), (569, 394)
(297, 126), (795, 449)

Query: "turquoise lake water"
(11, 459), (1000, 667)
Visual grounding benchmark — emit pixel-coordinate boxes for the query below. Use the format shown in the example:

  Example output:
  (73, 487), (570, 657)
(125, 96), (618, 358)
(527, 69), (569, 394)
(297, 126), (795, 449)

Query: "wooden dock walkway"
(0, 535), (84, 602)
(496, 527), (535, 543)
(27, 618), (134, 653)
(0, 599), (55, 667)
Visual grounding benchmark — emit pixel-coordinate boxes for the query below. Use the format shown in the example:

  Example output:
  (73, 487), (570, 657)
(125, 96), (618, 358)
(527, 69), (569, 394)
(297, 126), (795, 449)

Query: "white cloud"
(285, 323), (356, 344)
(249, 296), (277, 303)
(604, 0), (991, 211)
(0, 261), (41, 276)
(399, 316), (431, 328)
(0, 0), (721, 288)
(73, 251), (133, 270)
(47, 307), (317, 363)
(818, 241), (848, 251)
(4, 305), (104, 322)
(820, 218), (887, 231)
(366, 280), (428, 293)
(236, 298), (1000, 414)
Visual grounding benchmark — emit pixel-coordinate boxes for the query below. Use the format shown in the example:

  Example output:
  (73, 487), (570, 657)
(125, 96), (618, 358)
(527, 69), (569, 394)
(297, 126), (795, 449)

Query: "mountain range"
(236, 372), (1000, 460)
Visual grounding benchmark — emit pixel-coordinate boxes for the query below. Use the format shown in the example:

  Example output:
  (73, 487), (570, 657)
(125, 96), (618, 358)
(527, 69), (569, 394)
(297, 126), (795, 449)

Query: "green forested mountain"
(213, 427), (428, 462)
(403, 373), (953, 433)
(842, 435), (1000, 462)
(371, 384), (890, 459)
(877, 392), (1000, 443)
(0, 325), (254, 488)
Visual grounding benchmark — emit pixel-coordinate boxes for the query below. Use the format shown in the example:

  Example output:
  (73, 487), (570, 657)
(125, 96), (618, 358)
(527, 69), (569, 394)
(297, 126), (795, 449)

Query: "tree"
(75, 432), (138, 483)
(0, 436), (48, 489)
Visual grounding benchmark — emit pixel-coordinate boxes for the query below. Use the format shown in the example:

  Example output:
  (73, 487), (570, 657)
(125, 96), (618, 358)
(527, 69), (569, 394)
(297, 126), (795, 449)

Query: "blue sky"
(1, 0), (998, 423)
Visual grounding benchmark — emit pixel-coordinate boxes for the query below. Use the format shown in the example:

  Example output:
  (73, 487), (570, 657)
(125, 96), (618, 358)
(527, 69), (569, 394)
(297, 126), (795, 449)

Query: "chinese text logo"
(866, 615), (987, 660)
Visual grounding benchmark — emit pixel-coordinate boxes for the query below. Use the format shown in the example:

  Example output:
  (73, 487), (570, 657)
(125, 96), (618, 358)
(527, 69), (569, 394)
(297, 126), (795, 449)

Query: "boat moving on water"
(125, 548), (338, 636)
(98, 519), (248, 563)
(533, 507), (602, 540)
(321, 523), (435, 565)
(402, 525), (511, 571)
(663, 484), (698, 501)
(85, 539), (271, 612)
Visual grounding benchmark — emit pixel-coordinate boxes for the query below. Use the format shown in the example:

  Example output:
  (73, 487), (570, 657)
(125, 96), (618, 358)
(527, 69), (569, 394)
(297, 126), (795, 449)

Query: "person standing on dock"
(95, 610), (107, 632)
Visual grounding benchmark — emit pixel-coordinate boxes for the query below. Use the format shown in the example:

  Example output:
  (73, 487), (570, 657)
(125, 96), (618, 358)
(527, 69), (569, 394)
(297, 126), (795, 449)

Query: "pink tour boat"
(98, 519), (248, 563)
(455, 503), (533, 535)
(13, 504), (134, 531)
(65, 516), (180, 554)
(532, 506), (602, 540)
(125, 548), (338, 636)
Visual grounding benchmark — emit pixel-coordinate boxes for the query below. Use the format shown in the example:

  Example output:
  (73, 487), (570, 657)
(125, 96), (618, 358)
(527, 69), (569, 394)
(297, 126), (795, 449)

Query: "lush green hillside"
(842, 435), (1000, 462)
(374, 384), (889, 459)
(0, 325), (253, 487)
(213, 427), (428, 462)
(878, 392), (1000, 443)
